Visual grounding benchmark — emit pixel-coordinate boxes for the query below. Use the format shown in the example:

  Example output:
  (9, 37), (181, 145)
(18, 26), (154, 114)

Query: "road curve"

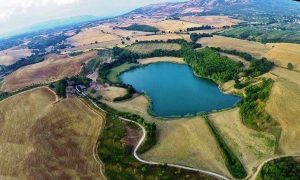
(77, 87), (230, 180)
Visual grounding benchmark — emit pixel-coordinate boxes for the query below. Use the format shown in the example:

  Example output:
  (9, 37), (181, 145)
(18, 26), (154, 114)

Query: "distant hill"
(1, 15), (100, 39)
(126, 0), (300, 17)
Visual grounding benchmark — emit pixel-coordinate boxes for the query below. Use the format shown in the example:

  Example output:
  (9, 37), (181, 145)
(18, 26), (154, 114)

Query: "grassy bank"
(204, 116), (247, 179)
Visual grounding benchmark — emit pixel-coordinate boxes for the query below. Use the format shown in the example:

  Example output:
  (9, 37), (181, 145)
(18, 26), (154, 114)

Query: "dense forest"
(257, 157), (300, 179)
(121, 24), (159, 33)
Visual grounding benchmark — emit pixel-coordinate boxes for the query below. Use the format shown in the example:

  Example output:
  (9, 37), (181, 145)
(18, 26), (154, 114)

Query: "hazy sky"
(0, 0), (185, 36)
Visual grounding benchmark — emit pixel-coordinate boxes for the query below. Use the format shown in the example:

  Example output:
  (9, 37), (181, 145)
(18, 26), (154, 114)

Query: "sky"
(0, 0), (185, 36)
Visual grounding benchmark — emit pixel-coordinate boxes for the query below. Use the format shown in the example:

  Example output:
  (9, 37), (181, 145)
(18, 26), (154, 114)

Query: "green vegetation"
(121, 24), (159, 33)
(187, 25), (215, 31)
(190, 33), (212, 43)
(107, 63), (138, 83)
(287, 63), (294, 70)
(219, 24), (300, 44)
(51, 79), (68, 98)
(182, 46), (241, 83)
(0, 91), (13, 101)
(97, 112), (213, 179)
(204, 116), (247, 179)
(113, 85), (135, 102)
(239, 79), (281, 148)
(87, 96), (156, 154)
(210, 47), (274, 77)
(68, 51), (84, 57)
(257, 157), (300, 180)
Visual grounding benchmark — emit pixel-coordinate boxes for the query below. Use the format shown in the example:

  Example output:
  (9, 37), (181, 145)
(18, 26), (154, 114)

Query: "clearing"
(199, 36), (300, 71)
(199, 36), (271, 58)
(107, 62), (138, 83)
(132, 33), (191, 42)
(126, 43), (181, 54)
(103, 95), (231, 178)
(209, 108), (275, 175)
(138, 57), (185, 65)
(264, 43), (300, 71)
(0, 87), (105, 179)
(0, 46), (32, 66)
(99, 86), (128, 102)
(1, 51), (97, 92)
(180, 16), (241, 28)
(266, 78), (300, 154)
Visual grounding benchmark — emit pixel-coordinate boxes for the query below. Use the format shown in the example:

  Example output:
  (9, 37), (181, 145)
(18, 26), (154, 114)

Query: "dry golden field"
(99, 86), (128, 102)
(1, 51), (97, 92)
(181, 16), (241, 28)
(68, 26), (121, 46)
(209, 108), (275, 175)
(265, 43), (300, 71)
(199, 36), (271, 58)
(138, 57), (185, 65)
(271, 67), (300, 86)
(152, 19), (200, 32)
(0, 46), (32, 66)
(126, 43), (181, 54)
(0, 87), (105, 179)
(103, 96), (231, 177)
(132, 33), (191, 42)
(266, 79), (300, 154)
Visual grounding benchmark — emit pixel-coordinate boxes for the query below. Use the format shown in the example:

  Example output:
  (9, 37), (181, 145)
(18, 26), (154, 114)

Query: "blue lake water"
(120, 62), (240, 117)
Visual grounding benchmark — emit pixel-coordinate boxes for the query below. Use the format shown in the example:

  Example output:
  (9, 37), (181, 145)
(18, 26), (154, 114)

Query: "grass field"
(266, 78), (300, 154)
(199, 36), (271, 58)
(132, 34), (191, 42)
(68, 26), (121, 46)
(0, 87), (105, 179)
(99, 86), (128, 102)
(199, 36), (300, 71)
(265, 43), (300, 71)
(126, 43), (181, 54)
(0, 46), (32, 66)
(180, 16), (241, 28)
(138, 57), (185, 65)
(271, 67), (300, 86)
(153, 19), (201, 32)
(1, 51), (97, 92)
(103, 96), (231, 177)
(107, 62), (138, 83)
(209, 108), (275, 175)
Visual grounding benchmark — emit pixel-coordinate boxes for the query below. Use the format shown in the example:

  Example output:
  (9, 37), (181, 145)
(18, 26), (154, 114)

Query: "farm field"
(138, 57), (185, 65)
(199, 36), (300, 71)
(209, 108), (275, 175)
(107, 62), (138, 83)
(152, 19), (201, 32)
(0, 46), (32, 66)
(67, 26), (121, 46)
(266, 78), (300, 154)
(126, 43), (181, 54)
(180, 16), (241, 28)
(0, 87), (105, 179)
(1, 51), (97, 92)
(264, 43), (300, 71)
(99, 86), (128, 102)
(132, 33), (191, 42)
(271, 67), (300, 86)
(103, 96), (231, 177)
(199, 36), (271, 58)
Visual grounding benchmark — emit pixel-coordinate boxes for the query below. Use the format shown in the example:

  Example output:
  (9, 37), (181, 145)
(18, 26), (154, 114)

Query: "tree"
(287, 63), (294, 70)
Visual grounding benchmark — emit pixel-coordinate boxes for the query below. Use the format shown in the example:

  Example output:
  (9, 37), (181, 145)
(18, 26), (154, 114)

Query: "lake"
(120, 62), (240, 117)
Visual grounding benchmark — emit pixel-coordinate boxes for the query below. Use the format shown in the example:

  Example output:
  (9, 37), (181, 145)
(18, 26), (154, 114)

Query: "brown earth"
(1, 51), (97, 92)
(0, 87), (105, 179)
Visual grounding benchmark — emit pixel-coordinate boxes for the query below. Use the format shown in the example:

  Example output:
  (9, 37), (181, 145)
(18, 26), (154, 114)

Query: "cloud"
(0, 0), (79, 22)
